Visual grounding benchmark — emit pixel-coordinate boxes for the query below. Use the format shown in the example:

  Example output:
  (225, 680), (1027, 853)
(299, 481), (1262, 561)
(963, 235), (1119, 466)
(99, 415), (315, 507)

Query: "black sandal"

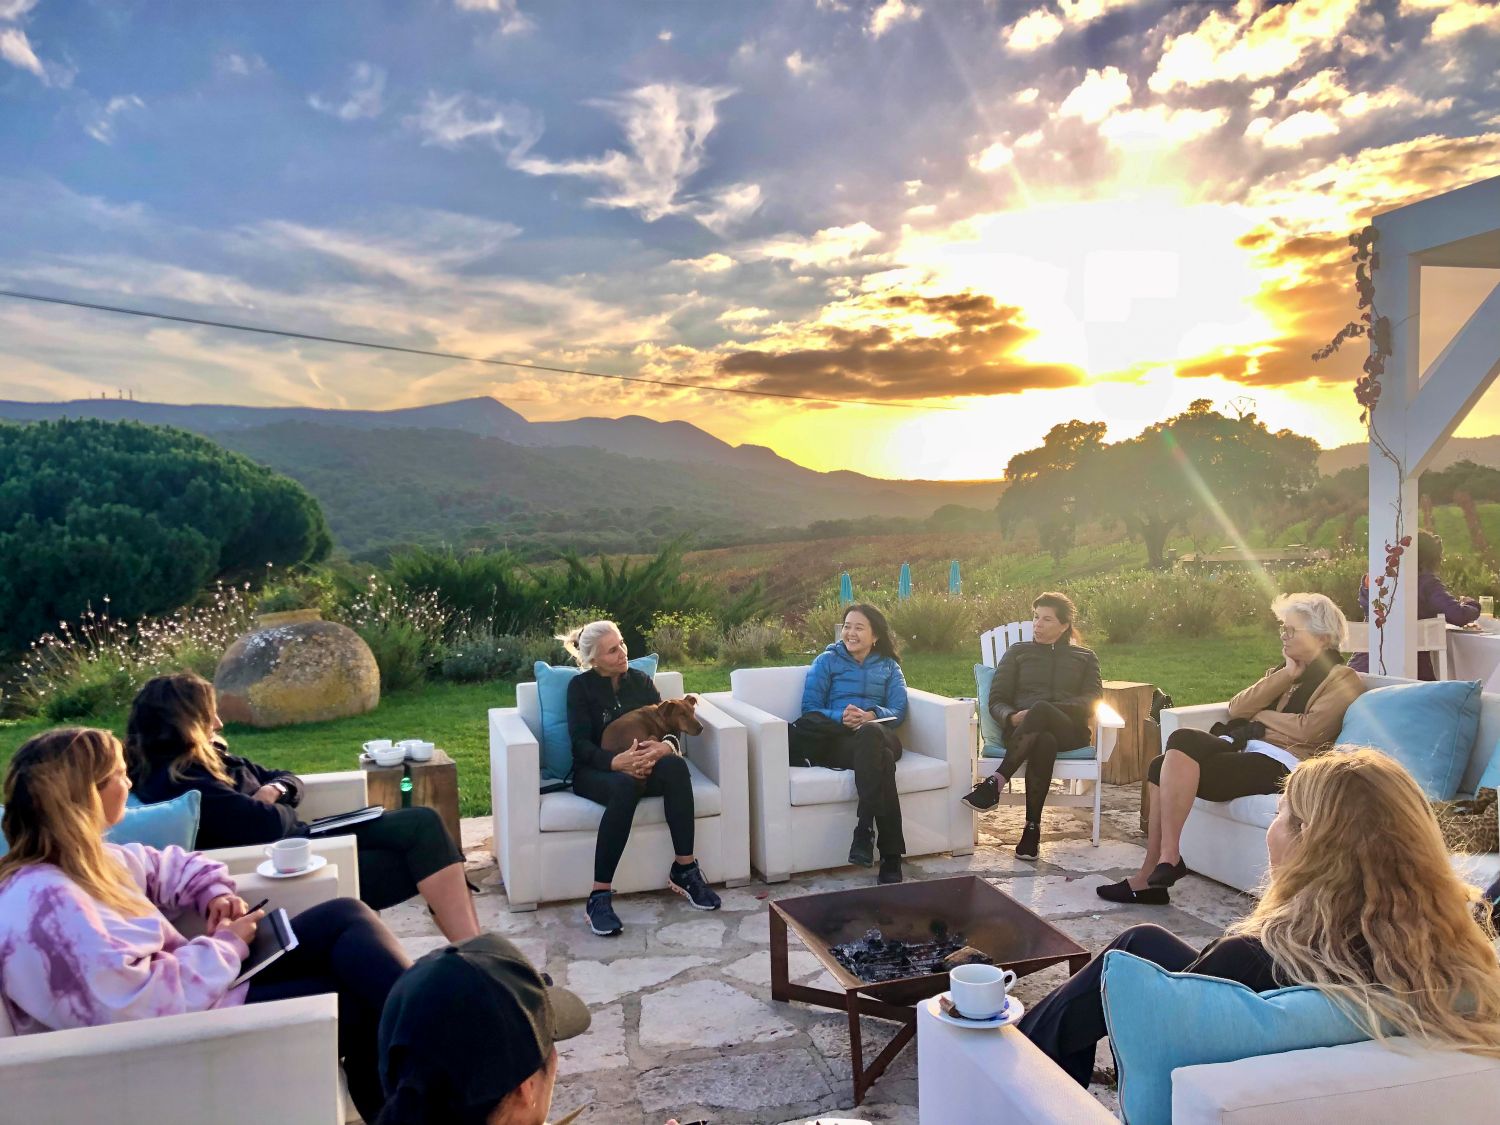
(1095, 879), (1169, 905)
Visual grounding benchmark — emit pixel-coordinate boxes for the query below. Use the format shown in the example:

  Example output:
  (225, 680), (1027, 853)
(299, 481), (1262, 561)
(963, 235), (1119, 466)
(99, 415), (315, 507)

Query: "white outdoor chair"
(1344, 617), (1450, 677)
(973, 621), (1124, 846)
(489, 670), (751, 911)
(703, 666), (974, 882)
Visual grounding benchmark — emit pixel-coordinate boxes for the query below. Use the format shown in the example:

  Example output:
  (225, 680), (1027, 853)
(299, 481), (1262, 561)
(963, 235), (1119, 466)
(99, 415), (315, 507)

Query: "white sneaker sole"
(669, 880), (721, 911)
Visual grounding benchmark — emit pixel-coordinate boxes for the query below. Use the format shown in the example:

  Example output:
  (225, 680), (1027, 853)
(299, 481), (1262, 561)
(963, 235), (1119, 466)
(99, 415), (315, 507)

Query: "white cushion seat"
(538, 760), (722, 831)
(1218, 793), (1279, 830)
(788, 752), (951, 807)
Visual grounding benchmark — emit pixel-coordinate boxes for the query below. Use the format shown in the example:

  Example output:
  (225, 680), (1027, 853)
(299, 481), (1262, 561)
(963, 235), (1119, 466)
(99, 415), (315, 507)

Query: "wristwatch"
(272, 780), (294, 802)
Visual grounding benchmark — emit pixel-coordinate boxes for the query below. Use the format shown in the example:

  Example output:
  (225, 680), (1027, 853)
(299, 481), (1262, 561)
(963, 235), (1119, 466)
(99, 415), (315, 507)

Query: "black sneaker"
(849, 825), (875, 868)
(1015, 822), (1041, 861)
(962, 776), (1001, 811)
(878, 855), (904, 884)
(585, 890), (623, 936)
(668, 861), (721, 911)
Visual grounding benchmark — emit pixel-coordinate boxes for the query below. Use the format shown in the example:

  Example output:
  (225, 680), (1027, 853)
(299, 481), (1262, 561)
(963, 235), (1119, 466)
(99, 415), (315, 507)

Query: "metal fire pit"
(769, 875), (1088, 1104)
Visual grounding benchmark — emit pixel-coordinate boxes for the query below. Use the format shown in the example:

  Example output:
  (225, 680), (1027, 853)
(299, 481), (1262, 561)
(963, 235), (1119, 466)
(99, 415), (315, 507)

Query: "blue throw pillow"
(1101, 950), (1368, 1125)
(1337, 679), (1482, 800)
(533, 654), (660, 785)
(973, 664), (1005, 750)
(0, 790), (202, 857)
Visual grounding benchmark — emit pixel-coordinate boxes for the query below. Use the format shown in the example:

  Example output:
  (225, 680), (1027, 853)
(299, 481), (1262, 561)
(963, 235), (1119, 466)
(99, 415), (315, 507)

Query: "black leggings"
(1019, 924), (1198, 1086)
(1146, 727), (1290, 801)
(346, 807), (465, 912)
(788, 712), (906, 857)
(246, 897), (412, 1121)
(572, 753), (696, 884)
(997, 701), (1091, 824)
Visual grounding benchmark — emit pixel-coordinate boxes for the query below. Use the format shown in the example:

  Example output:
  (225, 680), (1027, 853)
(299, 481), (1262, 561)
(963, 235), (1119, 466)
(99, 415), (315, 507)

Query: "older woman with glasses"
(1098, 592), (1364, 905)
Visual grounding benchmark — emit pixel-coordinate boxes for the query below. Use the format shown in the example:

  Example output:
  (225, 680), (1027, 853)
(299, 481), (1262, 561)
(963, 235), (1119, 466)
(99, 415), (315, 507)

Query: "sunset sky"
(2, 0), (1499, 480)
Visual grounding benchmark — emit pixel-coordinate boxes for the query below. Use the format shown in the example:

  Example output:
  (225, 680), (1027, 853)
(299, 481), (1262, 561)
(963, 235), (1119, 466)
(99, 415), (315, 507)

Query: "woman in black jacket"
(126, 672), (479, 941)
(563, 619), (721, 938)
(962, 592), (1102, 860)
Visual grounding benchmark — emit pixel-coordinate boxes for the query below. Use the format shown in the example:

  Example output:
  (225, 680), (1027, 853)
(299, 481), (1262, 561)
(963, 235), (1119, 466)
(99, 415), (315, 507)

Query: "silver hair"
(1271, 592), (1348, 650)
(558, 619), (623, 670)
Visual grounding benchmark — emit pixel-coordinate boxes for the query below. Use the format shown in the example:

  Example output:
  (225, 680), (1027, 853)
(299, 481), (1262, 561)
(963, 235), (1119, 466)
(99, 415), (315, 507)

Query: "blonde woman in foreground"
(1021, 748), (1500, 1085)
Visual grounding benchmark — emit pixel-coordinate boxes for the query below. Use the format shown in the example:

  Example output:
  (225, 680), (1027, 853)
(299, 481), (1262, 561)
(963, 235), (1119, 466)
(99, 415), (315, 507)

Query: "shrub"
(387, 547), (550, 635)
(719, 620), (786, 667)
(886, 592), (978, 653)
(1078, 577), (1154, 643)
(340, 577), (449, 693)
(1150, 574), (1225, 638)
(796, 602), (847, 652)
(1440, 551), (1500, 601)
(1290, 553), (1366, 619)
(645, 612), (722, 663)
(437, 631), (568, 683)
(968, 590), (1036, 633)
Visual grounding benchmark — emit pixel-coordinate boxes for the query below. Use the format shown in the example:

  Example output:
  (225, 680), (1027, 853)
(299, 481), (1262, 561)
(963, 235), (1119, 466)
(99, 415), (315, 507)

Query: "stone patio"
(377, 783), (1254, 1125)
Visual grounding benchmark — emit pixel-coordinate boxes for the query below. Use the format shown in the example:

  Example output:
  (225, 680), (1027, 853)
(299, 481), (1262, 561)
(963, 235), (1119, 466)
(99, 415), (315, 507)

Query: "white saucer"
(927, 992), (1024, 1030)
(256, 854), (329, 880)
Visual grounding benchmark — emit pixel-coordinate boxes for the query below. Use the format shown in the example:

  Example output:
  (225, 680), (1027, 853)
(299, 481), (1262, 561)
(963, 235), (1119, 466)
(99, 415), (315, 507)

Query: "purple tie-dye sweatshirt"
(0, 842), (250, 1035)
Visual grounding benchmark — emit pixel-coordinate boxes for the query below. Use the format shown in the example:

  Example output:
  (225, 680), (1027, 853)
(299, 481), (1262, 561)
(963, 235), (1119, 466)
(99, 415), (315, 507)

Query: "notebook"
(231, 908), (298, 987)
(306, 805), (384, 835)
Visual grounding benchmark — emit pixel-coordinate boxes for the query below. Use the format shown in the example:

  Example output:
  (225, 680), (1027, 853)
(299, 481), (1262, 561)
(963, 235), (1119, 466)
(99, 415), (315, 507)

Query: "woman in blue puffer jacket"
(790, 603), (910, 885)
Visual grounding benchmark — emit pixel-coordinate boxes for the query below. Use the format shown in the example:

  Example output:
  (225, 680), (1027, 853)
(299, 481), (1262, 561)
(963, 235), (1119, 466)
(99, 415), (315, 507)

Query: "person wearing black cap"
(376, 934), (591, 1125)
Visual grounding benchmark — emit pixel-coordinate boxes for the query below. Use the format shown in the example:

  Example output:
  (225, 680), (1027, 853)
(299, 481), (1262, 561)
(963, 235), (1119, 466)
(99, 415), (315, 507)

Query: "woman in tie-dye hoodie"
(0, 728), (410, 1121)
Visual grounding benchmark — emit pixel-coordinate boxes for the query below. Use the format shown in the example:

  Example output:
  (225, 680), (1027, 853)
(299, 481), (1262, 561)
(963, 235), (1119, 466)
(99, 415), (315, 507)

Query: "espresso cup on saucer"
(363, 739), (393, 756)
(949, 963), (1018, 1021)
(402, 739), (435, 762)
(266, 838), (312, 874)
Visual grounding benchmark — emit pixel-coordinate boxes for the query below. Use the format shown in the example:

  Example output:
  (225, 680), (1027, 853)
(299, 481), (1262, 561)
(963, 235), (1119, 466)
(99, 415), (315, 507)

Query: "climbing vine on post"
(1313, 224), (1408, 673)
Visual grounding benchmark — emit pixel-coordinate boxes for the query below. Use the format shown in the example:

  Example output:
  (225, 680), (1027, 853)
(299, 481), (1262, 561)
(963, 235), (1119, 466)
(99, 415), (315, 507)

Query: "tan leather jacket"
(1226, 660), (1364, 760)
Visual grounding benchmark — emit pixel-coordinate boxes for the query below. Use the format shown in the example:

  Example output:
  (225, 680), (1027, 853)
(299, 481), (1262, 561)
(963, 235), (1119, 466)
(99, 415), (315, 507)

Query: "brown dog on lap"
(601, 696), (704, 753)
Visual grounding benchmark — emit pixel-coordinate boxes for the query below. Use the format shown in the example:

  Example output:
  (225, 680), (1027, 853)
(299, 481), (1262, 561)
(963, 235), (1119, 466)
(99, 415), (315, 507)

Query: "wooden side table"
(1139, 718), (1161, 835)
(1101, 680), (1155, 784)
(361, 749), (463, 850)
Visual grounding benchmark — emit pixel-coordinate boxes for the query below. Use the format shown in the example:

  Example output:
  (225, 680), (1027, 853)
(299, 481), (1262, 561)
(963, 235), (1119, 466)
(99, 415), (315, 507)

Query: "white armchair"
(0, 855), (353, 1125)
(704, 666), (974, 882)
(490, 670), (751, 911)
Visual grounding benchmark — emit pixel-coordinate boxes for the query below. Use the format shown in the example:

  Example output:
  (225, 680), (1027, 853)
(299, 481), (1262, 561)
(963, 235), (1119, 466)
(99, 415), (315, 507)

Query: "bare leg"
(1127, 782), (1164, 891)
(418, 862), (481, 942)
(675, 854), (695, 865)
(1155, 749), (1201, 866)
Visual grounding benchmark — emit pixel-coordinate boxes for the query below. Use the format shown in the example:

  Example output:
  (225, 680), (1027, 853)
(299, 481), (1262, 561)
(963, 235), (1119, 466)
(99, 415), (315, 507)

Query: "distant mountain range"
(1318, 435), (1500, 476)
(0, 397), (1005, 555)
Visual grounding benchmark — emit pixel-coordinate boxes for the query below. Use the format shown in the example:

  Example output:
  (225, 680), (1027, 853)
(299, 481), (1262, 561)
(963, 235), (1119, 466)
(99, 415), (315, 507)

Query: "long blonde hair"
(125, 672), (231, 786)
(0, 728), (150, 916)
(1231, 748), (1500, 1057)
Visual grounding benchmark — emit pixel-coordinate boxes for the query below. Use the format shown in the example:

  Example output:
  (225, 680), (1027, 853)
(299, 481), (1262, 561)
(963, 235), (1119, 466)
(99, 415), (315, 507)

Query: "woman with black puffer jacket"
(962, 592), (1102, 861)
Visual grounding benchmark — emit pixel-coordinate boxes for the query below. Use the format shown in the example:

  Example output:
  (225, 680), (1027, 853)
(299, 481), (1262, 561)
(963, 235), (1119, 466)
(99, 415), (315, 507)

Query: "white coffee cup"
(363, 739), (393, 754)
(266, 838), (312, 874)
(403, 740), (435, 762)
(948, 963), (1017, 1021)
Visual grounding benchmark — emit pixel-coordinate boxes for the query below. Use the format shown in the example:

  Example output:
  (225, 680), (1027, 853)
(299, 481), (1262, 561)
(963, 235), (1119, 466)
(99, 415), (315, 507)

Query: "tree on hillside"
(996, 420), (1107, 562)
(998, 402), (1319, 569)
(0, 420), (331, 652)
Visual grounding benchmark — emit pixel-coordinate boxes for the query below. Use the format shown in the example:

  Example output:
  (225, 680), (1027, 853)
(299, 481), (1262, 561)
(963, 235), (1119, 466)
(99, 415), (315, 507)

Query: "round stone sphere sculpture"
(214, 610), (380, 728)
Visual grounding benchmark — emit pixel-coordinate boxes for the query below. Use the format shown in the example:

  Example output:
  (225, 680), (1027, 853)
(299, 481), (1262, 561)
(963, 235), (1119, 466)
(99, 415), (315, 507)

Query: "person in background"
(127, 672), (479, 941)
(563, 620), (720, 939)
(1026, 749), (1500, 1085)
(1099, 592), (1363, 905)
(962, 592), (1102, 861)
(0, 727), (411, 1123)
(789, 603), (910, 885)
(1351, 529), (1479, 678)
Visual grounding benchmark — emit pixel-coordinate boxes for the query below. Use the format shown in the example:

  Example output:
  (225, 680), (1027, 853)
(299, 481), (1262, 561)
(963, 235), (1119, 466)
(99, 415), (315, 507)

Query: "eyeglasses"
(1278, 625), (1300, 640)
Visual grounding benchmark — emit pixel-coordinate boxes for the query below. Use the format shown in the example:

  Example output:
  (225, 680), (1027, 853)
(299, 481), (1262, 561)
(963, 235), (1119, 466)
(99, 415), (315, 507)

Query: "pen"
(246, 898), (269, 914)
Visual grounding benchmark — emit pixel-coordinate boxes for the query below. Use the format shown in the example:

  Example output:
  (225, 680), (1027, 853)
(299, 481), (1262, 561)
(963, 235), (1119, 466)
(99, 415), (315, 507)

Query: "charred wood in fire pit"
(828, 923), (991, 983)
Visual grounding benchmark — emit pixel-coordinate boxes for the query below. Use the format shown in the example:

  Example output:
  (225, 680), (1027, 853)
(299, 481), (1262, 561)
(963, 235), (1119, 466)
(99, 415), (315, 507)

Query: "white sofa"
(704, 666), (974, 881)
(916, 1001), (1500, 1124)
(1163, 672), (1500, 894)
(490, 670), (751, 910)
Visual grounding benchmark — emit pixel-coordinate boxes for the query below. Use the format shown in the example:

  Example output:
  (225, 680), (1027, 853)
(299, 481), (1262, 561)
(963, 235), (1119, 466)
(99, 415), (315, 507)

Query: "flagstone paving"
(379, 785), (1255, 1124)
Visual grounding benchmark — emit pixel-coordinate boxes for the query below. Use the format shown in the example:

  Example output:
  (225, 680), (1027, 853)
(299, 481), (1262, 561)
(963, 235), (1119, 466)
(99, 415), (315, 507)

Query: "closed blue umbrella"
(898, 562), (912, 601)
(839, 572), (853, 606)
(949, 560), (961, 595)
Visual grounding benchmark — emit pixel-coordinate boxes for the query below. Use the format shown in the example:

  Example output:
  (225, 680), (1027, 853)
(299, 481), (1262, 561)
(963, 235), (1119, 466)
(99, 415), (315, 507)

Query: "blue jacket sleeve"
(872, 661), (909, 723)
(1423, 575), (1480, 626)
(801, 653), (839, 721)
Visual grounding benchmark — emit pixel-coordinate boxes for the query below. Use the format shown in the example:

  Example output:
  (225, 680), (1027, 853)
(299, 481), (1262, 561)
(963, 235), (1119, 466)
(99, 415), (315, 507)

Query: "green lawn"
(0, 628), (1276, 818)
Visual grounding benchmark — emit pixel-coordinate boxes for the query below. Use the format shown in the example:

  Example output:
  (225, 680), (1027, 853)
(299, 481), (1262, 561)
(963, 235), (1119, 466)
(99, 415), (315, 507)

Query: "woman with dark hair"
(1351, 529), (1480, 679)
(962, 592), (1102, 861)
(127, 672), (479, 941)
(788, 603), (910, 884)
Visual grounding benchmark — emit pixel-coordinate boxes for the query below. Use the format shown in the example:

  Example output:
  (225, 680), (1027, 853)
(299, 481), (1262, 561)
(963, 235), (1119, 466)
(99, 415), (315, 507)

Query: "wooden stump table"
(1101, 681), (1155, 785)
(361, 749), (463, 850)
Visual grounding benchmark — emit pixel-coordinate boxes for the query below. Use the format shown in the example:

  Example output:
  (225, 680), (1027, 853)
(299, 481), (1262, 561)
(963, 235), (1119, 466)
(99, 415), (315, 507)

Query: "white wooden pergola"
(1369, 176), (1500, 676)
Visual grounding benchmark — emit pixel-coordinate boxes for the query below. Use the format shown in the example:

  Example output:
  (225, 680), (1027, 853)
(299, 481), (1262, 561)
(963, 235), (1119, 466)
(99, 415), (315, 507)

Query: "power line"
(0, 288), (957, 413)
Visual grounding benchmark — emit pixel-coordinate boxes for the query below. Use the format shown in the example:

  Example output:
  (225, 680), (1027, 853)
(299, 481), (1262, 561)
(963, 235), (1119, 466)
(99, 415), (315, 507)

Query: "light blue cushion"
(1337, 679), (1482, 800)
(973, 664), (1004, 748)
(980, 742), (1093, 761)
(1101, 950), (1368, 1125)
(0, 790), (202, 857)
(533, 654), (660, 784)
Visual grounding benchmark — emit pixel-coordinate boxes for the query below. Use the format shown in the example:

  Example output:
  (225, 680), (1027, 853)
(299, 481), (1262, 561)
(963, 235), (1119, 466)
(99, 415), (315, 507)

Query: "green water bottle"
(400, 774), (413, 809)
